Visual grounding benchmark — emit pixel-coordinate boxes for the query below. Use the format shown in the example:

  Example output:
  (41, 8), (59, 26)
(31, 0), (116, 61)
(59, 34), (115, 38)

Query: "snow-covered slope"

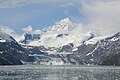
(0, 31), (16, 43)
(45, 18), (75, 32)
(0, 31), (29, 65)
(19, 18), (102, 48)
(84, 36), (108, 45)
(19, 26), (42, 44)
(28, 31), (99, 48)
(16, 18), (120, 66)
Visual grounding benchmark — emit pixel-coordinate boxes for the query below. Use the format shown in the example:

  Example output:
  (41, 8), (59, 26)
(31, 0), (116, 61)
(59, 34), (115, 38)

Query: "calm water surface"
(0, 65), (119, 80)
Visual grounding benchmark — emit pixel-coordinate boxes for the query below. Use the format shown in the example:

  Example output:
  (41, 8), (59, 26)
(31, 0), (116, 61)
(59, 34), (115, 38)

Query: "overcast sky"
(0, 0), (120, 36)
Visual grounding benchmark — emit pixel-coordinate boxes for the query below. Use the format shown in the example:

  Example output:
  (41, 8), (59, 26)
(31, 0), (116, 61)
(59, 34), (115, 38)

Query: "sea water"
(0, 65), (119, 80)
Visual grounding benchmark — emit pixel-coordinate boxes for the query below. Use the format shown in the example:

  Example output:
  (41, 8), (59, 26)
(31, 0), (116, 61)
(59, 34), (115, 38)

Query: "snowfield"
(19, 18), (104, 49)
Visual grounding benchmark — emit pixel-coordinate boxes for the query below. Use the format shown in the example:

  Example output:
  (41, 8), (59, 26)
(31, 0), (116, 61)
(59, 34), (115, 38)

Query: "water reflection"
(0, 65), (119, 80)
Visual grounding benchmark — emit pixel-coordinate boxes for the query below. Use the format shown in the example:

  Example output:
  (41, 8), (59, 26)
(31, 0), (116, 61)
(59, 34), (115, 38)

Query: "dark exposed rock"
(75, 32), (120, 65)
(59, 43), (74, 52)
(20, 33), (41, 44)
(3, 31), (118, 66)
(57, 32), (120, 66)
(56, 34), (69, 38)
(0, 32), (29, 65)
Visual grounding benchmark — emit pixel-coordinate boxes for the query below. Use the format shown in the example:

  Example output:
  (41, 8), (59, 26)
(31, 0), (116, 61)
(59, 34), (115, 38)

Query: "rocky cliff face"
(92, 32), (120, 66)
(2, 31), (118, 66)
(0, 31), (29, 65)
(21, 32), (120, 66)
(17, 18), (120, 66)
(1, 18), (119, 66)
(61, 32), (120, 66)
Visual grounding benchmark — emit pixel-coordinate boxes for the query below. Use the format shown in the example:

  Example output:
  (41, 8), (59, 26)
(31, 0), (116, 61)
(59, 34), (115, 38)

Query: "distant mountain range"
(0, 18), (120, 66)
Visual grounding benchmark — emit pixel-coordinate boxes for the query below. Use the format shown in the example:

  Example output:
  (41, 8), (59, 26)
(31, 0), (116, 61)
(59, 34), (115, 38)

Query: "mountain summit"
(45, 18), (75, 32)
(19, 18), (101, 48)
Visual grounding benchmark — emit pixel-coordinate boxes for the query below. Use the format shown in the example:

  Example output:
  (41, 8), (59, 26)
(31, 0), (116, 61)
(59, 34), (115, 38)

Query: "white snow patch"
(85, 36), (107, 45)
(86, 52), (92, 56)
(111, 37), (119, 41)
(72, 48), (78, 51)
(0, 40), (6, 42)
(20, 18), (104, 50)
(0, 51), (3, 54)
(90, 59), (94, 61)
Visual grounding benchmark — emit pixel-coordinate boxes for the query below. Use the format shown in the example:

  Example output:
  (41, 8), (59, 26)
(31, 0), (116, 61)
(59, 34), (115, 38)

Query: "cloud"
(0, 0), (80, 8)
(0, 26), (14, 34)
(0, 0), (73, 8)
(0, 0), (28, 8)
(22, 25), (33, 33)
(0, 26), (21, 41)
(0, 0), (119, 36)
(22, 25), (42, 34)
(79, 0), (120, 35)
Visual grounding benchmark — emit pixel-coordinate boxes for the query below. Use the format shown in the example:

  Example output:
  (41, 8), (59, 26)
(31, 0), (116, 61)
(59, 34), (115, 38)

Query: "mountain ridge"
(19, 18), (102, 48)
(0, 18), (119, 66)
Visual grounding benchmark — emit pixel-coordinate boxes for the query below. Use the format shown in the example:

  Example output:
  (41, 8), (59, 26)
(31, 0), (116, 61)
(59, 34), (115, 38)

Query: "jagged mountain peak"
(0, 31), (16, 42)
(45, 18), (75, 32)
(22, 25), (43, 34)
(113, 32), (120, 37)
(59, 18), (72, 24)
(19, 32), (41, 44)
(19, 25), (43, 44)
(19, 18), (104, 48)
(101, 32), (120, 42)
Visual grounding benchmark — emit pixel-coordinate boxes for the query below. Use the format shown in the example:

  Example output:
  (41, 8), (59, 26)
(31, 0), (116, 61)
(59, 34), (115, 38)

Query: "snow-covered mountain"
(0, 31), (16, 43)
(45, 18), (75, 32)
(19, 18), (102, 49)
(19, 25), (42, 44)
(23, 31), (120, 66)
(0, 31), (29, 65)
(75, 32), (120, 66)
(18, 18), (120, 65)
(1, 18), (119, 66)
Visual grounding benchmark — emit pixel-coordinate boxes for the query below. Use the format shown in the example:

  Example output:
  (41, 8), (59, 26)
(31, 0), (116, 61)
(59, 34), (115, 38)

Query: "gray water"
(0, 65), (119, 80)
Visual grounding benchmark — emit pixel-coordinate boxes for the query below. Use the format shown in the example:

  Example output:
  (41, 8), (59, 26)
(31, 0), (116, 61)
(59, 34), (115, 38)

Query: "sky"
(0, 0), (120, 36)
(0, 0), (84, 34)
